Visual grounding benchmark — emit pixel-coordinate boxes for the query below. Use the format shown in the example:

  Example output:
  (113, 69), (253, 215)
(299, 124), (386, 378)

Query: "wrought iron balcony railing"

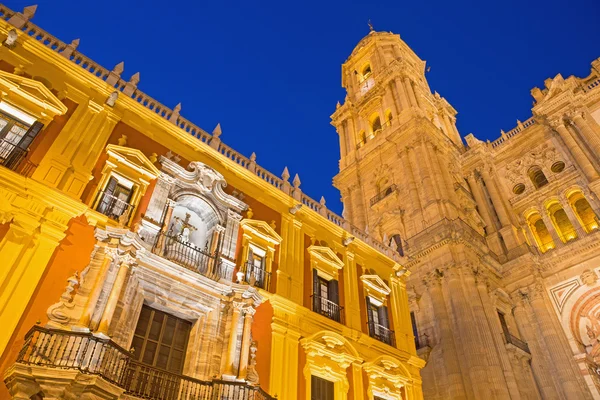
(368, 322), (396, 347)
(370, 184), (397, 206)
(152, 231), (234, 281)
(311, 295), (344, 324)
(95, 190), (134, 222)
(0, 138), (37, 176)
(15, 326), (273, 400)
(504, 332), (530, 354)
(243, 261), (271, 291)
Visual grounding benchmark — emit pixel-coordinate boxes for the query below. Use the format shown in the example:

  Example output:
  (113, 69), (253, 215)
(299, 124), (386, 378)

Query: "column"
(511, 292), (559, 399)
(351, 363), (365, 400)
(223, 301), (244, 378)
(528, 282), (587, 398)
(399, 148), (423, 231)
(464, 269), (511, 399)
(480, 167), (511, 227)
(96, 256), (134, 335)
(442, 113), (462, 146)
(394, 78), (410, 110)
(283, 329), (301, 400)
(412, 143), (440, 221)
(342, 250), (362, 331)
(156, 199), (176, 254)
(572, 112), (600, 159)
(237, 307), (255, 380)
(404, 77), (418, 107)
(423, 273), (467, 399)
(477, 280), (522, 399)
(0, 215), (67, 357)
(445, 267), (492, 399)
(77, 249), (116, 329)
(269, 322), (287, 398)
(278, 215), (303, 303)
(467, 172), (496, 233)
(540, 206), (563, 246)
(388, 81), (402, 115)
(553, 122), (598, 181)
(390, 276), (414, 353)
(559, 195), (583, 234)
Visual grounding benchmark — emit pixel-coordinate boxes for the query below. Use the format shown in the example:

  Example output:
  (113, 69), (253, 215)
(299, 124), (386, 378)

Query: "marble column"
(404, 77), (418, 107)
(464, 269), (511, 399)
(96, 256), (134, 335)
(394, 78), (410, 110)
(480, 168), (511, 228)
(445, 266), (492, 400)
(399, 148), (424, 231)
(477, 280), (522, 399)
(572, 112), (600, 159)
(539, 207), (563, 246)
(467, 172), (496, 233)
(223, 301), (244, 378)
(423, 272), (467, 399)
(559, 195), (583, 235)
(528, 282), (587, 398)
(553, 122), (599, 181)
(237, 307), (255, 380)
(511, 292), (559, 400)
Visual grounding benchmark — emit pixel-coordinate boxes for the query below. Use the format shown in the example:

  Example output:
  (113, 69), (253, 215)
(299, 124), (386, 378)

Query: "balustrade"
(16, 326), (274, 400)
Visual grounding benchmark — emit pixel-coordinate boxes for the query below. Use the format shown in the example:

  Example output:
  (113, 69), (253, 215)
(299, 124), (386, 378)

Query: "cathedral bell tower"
(332, 29), (483, 248)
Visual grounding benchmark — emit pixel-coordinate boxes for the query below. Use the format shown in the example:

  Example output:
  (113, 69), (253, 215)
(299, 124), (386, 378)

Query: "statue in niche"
(173, 212), (197, 244)
(246, 341), (259, 384)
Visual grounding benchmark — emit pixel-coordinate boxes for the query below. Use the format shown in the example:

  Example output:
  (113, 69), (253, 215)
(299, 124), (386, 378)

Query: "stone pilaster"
(96, 255), (135, 335)
(422, 272), (467, 399)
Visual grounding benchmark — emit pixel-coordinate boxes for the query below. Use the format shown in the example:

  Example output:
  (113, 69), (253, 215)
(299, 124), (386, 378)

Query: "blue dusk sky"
(8, 0), (600, 214)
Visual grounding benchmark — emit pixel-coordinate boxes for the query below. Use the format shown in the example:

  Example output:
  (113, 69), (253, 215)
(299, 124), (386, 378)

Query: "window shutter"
(97, 177), (118, 214)
(378, 305), (389, 329)
(366, 296), (374, 336)
(16, 121), (43, 151)
(328, 280), (339, 305)
(312, 269), (319, 312)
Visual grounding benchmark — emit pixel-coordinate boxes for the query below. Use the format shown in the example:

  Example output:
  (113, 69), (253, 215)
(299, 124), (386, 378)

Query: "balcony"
(0, 138), (37, 177)
(11, 326), (273, 400)
(95, 190), (134, 222)
(243, 261), (271, 291)
(368, 322), (395, 347)
(311, 295), (345, 324)
(152, 231), (231, 280)
(504, 332), (530, 354)
(370, 184), (397, 207)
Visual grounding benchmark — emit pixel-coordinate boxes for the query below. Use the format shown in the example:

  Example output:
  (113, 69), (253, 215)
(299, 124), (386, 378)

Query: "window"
(388, 234), (404, 256)
(551, 161), (565, 173)
(246, 246), (269, 289)
(96, 175), (134, 221)
(528, 166), (548, 189)
(366, 296), (394, 346)
(0, 102), (43, 171)
(312, 269), (342, 323)
(512, 183), (525, 195)
(311, 375), (334, 400)
(130, 306), (192, 373)
(371, 115), (382, 133)
(411, 311), (420, 348)
(361, 64), (372, 80)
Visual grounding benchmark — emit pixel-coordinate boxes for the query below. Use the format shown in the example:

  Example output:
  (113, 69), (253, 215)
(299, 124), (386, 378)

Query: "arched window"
(548, 203), (577, 242)
(388, 234), (404, 256)
(568, 191), (599, 232)
(371, 115), (382, 134)
(528, 166), (548, 189)
(357, 130), (367, 148)
(362, 64), (372, 80)
(527, 213), (554, 252)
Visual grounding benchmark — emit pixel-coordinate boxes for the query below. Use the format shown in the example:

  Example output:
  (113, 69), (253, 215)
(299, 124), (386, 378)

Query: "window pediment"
(106, 144), (160, 181)
(361, 274), (391, 301)
(0, 70), (67, 121)
(308, 245), (344, 280)
(240, 219), (282, 246)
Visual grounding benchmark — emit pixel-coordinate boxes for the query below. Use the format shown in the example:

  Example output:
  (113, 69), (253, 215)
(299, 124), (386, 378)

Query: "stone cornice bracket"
(289, 203), (302, 215)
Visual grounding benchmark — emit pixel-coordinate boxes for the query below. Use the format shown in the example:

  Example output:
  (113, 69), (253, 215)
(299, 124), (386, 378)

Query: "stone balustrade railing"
(0, 4), (401, 262)
(490, 117), (537, 149)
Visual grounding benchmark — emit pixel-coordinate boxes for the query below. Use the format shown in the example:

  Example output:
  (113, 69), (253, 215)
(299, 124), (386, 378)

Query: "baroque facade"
(331, 28), (600, 399)
(0, 4), (423, 400)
